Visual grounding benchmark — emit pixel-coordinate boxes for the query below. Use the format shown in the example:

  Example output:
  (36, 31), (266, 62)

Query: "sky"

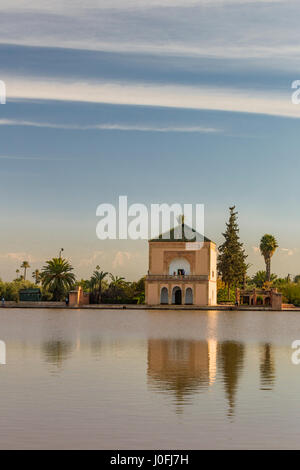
(0, 0), (300, 281)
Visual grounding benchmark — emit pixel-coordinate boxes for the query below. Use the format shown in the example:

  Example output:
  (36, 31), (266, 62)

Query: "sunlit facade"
(145, 224), (217, 306)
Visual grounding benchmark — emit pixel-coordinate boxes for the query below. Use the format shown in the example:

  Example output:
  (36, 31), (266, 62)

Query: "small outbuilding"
(19, 288), (42, 302)
(68, 286), (90, 307)
(237, 288), (282, 310)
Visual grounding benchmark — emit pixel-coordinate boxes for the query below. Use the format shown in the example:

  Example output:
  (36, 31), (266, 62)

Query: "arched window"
(185, 287), (193, 305)
(169, 258), (191, 275)
(160, 287), (169, 304)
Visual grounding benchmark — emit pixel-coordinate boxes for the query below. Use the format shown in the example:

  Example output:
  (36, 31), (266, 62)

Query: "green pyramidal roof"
(150, 224), (212, 242)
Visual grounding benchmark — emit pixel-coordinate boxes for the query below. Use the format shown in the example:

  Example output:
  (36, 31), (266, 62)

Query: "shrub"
(281, 284), (300, 306)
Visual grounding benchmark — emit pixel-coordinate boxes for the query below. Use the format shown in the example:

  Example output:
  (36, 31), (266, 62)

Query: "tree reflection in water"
(260, 343), (275, 391)
(218, 341), (245, 418)
(43, 340), (73, 368)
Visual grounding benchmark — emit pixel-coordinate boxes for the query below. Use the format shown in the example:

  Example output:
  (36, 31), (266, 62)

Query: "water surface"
(0, 308), (300, 449)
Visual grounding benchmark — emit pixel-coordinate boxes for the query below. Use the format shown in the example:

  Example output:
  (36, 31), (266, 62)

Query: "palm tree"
(252, 270), (277, 288)
(32, 269), (41, 285)
(259, 234), (278, 282)
(41, 258), (76, 301)
(110, 274), (125, 302)
(16, 269), (20, 279)
(91, 269), (108, 303)
(21, 261), (30, 280)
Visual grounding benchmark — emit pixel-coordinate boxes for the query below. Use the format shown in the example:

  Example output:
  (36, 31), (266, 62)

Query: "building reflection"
(147, 339), (217, 411)
(260, 343), (275, 390)
(148, 338), (246, 417)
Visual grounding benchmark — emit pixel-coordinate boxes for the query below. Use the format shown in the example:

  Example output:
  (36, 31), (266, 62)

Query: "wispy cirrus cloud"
(0, 0), (285, 13)
(0, 154), (69, 161)
(0, 119), (220, 133)
(0, 0), (297, 63)
(3, 75), (299, 119)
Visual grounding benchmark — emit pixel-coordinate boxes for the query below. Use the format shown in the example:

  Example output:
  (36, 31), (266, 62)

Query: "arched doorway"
(160, 287), (169, 304)
(185, 287), (193, 305)
(172, 286), (182, 305)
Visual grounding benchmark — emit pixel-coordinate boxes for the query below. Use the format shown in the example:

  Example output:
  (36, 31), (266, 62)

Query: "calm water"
(0, 308), (300, 449)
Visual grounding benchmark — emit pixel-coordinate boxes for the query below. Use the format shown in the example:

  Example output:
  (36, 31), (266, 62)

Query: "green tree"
(131, 277), (146, 304)
(294, 275), (300, 284)
(109, 274), (126, 302)
(32, 269), (41, 284)
(16, 269), (20, 279)
(21, 261), (30, 280)
(41, 257), (76, 301)
(91, 268), (108, 303)
(218, 206), (248, 299)
(281, 283), (300, 307)
(259, 234), (278, 282)
(77, 278), (92, 292)
(252, 270), (277, 288)
(0, 279), (37, 301)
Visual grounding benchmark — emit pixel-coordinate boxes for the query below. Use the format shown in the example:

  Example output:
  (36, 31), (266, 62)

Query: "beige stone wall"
(149, 241), (216, 276)
(146, 280), (216, 306)
(69, 287), (90, 307)
(147, 282), (159, 306)
(1, 301), (65, 307)
(208, 281), (217, 305)
(209, 244), (217, 281)
(194, 283), (207, 306)
(271, 292), (282, 310)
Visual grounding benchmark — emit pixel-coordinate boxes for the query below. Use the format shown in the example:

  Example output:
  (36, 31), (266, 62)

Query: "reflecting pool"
(0, 308), (299, 449)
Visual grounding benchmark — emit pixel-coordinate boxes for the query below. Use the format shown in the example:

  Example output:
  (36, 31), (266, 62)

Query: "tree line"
(1, 205), (298, 305)
(0, 258), (145, 304)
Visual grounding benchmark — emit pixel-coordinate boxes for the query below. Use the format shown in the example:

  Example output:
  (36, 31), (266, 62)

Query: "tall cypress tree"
(218, 206), (248, 299)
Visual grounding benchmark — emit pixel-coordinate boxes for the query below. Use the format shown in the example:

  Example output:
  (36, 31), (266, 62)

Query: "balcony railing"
(146, 274), (208, 281)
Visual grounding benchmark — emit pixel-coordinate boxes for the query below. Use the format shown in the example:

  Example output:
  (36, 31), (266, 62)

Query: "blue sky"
(0, 0), (300, 281)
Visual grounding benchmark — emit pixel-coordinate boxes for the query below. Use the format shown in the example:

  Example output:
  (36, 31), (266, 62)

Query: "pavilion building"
(145, 224), (217, 306)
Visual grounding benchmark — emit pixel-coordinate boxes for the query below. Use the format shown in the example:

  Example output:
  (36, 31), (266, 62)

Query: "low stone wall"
(0, 302), (297, 311)
(1, 301), (65, 308)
